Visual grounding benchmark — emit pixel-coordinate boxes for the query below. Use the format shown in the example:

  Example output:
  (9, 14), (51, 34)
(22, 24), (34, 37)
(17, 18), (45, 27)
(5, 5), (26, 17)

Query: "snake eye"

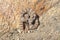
(29, 16), (30, 18)
(40, 6), (45, 10)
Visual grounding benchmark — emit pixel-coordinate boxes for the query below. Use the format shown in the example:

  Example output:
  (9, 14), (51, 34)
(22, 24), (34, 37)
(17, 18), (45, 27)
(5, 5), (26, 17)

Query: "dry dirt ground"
(0, 0), (60, 40)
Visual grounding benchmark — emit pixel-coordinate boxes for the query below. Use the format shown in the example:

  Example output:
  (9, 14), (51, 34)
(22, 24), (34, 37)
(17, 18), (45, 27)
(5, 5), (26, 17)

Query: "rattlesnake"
(0, 0), (59, 34)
